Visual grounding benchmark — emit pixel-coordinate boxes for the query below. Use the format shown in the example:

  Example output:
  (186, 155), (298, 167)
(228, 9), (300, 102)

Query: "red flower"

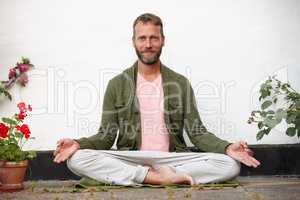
(16, 102), (32, 120)
(0, 123), (9, 138)
(8, 68), (17, 79)
(16, 124), (31, 139)
(17, 63), (29, 73)
(17, 102), (26, 112)
(17, 112), (26, 120)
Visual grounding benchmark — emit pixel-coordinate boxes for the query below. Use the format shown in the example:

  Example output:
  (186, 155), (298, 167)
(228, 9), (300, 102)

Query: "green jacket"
(76, 62), (230, 153)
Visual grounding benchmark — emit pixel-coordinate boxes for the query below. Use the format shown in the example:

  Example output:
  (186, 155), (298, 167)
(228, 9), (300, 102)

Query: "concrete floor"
(1, 176), (300, 200)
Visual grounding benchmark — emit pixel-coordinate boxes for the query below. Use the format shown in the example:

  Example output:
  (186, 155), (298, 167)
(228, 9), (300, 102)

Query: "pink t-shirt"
(137, 73), (170, 152)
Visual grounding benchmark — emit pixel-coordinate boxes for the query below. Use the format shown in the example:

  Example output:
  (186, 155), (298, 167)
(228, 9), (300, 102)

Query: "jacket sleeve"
(75, 80), (118, 150)
(183, 79), (230, 154)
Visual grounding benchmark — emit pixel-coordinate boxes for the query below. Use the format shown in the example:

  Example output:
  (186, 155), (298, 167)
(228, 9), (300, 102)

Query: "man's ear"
(162, 36), (165, 46)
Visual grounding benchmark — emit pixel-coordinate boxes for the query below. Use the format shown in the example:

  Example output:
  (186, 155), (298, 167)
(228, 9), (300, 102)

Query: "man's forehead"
(134, 22), (162, 34)
(135, 21), (161, 27)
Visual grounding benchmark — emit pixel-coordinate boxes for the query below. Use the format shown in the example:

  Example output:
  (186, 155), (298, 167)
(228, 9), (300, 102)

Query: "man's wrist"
(225, 143), (232, 155)
(73, 140), (80, 150)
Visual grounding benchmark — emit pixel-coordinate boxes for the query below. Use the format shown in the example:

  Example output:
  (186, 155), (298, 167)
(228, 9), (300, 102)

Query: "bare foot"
(143, 165), (194, 185)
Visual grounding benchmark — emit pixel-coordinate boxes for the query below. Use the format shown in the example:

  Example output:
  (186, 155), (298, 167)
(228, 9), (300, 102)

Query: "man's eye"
(150, 36), (159, 41)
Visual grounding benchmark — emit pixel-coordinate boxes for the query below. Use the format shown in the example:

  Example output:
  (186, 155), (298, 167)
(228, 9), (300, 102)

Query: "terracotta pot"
(0, 160), (28, 192)
(0, 160), (4, 179)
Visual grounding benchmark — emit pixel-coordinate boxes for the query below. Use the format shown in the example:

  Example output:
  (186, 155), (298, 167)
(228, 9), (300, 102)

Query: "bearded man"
(54, 13), (260, 186)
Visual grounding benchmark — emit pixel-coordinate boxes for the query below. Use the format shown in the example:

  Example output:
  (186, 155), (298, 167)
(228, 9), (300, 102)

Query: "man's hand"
(53, 138), (80, 163)
(226, 141), (260, 168)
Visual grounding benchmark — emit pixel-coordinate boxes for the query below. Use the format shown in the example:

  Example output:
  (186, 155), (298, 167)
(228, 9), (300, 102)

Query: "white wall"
(0, 0), (299, 150)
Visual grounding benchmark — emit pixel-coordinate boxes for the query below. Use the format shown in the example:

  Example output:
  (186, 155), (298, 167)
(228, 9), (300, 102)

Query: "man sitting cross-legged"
(53, 13), (260, 186)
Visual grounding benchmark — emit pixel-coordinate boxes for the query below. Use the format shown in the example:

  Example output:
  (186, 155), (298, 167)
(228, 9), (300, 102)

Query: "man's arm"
(183, 79), (260, 167)
(53, 80), (119, 163)
(75, 79), (119, 150)
(183, 79), (230, 153)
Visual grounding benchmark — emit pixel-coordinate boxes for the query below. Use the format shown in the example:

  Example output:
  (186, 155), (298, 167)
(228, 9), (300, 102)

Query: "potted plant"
(248, 76), (300, 140)
(0, 102), (36, 192)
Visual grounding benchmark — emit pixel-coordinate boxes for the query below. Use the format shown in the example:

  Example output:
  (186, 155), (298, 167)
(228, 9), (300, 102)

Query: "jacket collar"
(126, 60), (171, 86)
(125, 60), (172, 112)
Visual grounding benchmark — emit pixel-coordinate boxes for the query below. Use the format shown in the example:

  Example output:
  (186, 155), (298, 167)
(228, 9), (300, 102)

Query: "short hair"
(133, 13), (164, 38)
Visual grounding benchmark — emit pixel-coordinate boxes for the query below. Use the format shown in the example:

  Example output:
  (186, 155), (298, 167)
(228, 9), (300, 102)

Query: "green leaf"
(281, 83), (288, 91)
(261, 111), (267, 117)
(256, 130), (265, 140)
(266, 110), (275, 115)
(22, 57), (30, 64)
(287, 92), (300, 101)
(286, 127), (296, 137)
(264, 117), (279, 128)
(260, 89), (269, 100)
(275, 109), (287, 123)
(15, 132), (23, 139)
(1, 117), (17, 125)
(26, 151), (37, 159)
(0, 86), (12, 100)
(0, 139), (9, 145)
(261, 100), (272, 110)
(258, 122), (264, 129)
(259, 82), (272, 99)
(295, 100), (300, 108)
(265, 128), (271, 135)
(286, 112), (297, 124)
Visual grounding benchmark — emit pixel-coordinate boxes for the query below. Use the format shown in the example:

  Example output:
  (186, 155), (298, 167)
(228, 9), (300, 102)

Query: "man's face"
(133, 22), (164, 65)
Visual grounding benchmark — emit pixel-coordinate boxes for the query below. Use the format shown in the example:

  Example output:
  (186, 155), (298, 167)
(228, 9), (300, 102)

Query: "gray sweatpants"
(67, 150), (240, 186)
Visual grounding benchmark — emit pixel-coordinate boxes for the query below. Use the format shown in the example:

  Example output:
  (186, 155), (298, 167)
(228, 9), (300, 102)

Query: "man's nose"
(145, 39), (152, 48)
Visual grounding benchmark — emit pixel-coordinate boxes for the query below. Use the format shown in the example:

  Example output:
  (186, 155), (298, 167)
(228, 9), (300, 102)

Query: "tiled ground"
(1, 176), (300, 200)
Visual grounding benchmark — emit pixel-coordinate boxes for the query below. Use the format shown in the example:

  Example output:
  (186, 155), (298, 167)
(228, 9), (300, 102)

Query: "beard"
(135, 46), (163, 65)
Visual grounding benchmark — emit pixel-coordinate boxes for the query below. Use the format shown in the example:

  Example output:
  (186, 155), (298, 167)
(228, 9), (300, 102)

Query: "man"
(54, 13), (260, 186)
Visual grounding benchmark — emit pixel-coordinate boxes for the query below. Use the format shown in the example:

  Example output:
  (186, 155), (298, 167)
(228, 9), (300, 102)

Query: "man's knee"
(67, 149), (83, 172)
(222, 155), (241, 180)
(66, 155), (77, 172)
(67, 149), (99, 172)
